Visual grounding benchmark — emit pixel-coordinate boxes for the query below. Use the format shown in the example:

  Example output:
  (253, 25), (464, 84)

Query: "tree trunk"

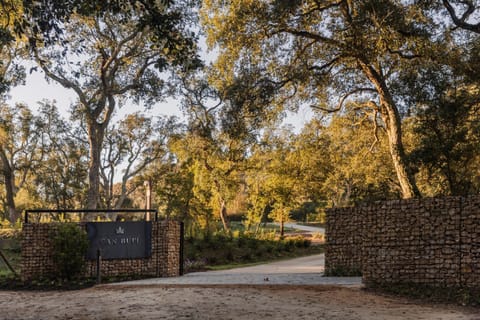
(113, 176), (130, 210)
(360, 60), (421, 199)
(4, 168), (19, 223)
(0, 150), (19, 223)
(383, 111), (420, 198)
(219, 200), (230, 232)
(86, 121), (105, 210)
(280, 217), (285, 238)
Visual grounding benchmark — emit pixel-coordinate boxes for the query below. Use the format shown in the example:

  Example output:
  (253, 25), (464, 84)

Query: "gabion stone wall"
(325, 206), (363, 275)
(21, 220), (181, 281)
(326, 196), (480, 288)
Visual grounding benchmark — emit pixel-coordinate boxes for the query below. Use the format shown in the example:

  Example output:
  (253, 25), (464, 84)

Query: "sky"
(8, 68), (314, 133)
(7, 69), (183, 122)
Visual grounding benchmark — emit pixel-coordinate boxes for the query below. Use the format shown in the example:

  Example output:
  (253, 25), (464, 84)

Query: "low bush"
(0, 228), (21, 240)
(51, 224), (89, 281)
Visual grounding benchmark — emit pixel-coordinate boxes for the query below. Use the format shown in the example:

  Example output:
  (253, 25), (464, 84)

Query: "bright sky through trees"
(7, 64), (314, 132)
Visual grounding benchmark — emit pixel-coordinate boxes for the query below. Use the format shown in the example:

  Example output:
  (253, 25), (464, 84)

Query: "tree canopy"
(0, 0), (479, 234)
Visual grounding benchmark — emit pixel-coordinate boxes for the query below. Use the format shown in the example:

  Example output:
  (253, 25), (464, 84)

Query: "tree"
(176, 74), (250, 233)
(31, 3), (200, 209)
(291, 119), (332, 206)
(398, 51), (480, 196)
(0, 103), (44, 222)
(100, 113), (180, 210)
(33, 101), (89, 210)
(245, 126), (304, 237)
(202, 0), (436, 198)
(409, 93), (480, 196)
(153, 160), (195, 222)
(320, 110), (399, 205)
(0, 0), (25, 97)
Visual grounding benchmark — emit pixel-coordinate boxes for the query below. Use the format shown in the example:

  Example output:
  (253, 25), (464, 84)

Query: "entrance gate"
(21, 209), (184, 281)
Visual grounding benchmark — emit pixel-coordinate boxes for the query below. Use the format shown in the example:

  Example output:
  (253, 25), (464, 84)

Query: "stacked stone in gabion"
(326, 196), (480, 288)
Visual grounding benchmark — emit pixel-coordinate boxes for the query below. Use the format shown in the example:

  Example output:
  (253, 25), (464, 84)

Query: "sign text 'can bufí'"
(85, 221), (152, 260)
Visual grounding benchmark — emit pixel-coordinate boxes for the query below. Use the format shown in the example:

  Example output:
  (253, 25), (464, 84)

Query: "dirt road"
(0, 285), (478, 320)
(0, 255), (478, 319)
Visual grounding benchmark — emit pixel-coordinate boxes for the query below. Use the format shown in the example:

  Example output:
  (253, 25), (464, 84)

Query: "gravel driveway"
(111, 254), (361, 286)
(1, 254), (478, 319)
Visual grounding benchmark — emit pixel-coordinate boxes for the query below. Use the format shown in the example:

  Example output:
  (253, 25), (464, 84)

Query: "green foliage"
(0, 247), (21, 276)
(2, 0), (480, 238)
(202, 0), (433, 198)
(290, 202), (323, 222)
(407, 81), (480, 196)
(51, 224), (89, 281)
(184, 232), (319, 272)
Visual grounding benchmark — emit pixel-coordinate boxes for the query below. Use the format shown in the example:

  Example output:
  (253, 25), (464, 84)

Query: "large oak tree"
(202, 0), (437, 198)
(31, 2), (200, 209)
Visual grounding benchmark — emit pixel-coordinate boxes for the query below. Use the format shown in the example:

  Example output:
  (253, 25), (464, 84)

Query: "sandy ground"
(0, 284), (478, 320)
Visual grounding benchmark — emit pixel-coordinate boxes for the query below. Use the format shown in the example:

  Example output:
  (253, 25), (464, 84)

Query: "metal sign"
(86, 221), (152, 260)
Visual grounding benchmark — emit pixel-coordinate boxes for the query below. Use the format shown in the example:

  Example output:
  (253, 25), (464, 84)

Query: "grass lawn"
(0, 249), (20, 274)
(202, 245), (324, 271)
(0, 236), (21, 277)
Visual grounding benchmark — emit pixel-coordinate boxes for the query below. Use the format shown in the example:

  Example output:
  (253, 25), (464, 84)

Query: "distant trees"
(100, 113), (180, 210)
(33, 102), (89, 210)
(0, 104), (43, 222)
(246, 127), (304, 237)
(243, 111), (398, 232)
(0, 102), (89, 223)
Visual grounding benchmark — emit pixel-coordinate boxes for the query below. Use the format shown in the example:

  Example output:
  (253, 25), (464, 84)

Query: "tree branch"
(311, 87), (376, 113)
(443, 0), (480, 33)
(386, 45), (422, 59)
(33, 46), (90, 107)
(369, 110), (380, 152)
(276, 28), (341, 47)
(302, 0), (343, 16)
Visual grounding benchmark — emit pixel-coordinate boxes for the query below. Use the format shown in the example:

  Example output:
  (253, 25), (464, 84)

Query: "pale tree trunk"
(360, 60), (420, 199)
(382, 109), (419, 199)
(110, 179), (129, 221)
(212, 178), (230, 232)
(219, 199), (230, 232)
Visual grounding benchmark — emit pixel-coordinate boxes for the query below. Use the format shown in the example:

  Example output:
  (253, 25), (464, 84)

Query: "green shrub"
(0, 228), (21, 240)
(183, 233), (324, 272)
(51, 224), (89, 281)
(237, 236), (247, 247)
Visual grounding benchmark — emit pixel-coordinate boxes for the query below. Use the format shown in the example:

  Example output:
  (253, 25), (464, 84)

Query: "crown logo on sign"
(115, 226), (125, 235)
